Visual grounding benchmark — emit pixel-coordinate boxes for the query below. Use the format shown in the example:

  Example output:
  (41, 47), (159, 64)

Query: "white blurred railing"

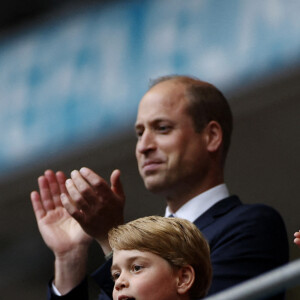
(204, 259), (300, 300)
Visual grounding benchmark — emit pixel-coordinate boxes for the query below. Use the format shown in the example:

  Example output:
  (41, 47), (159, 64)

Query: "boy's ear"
(176, 265), (195, 295)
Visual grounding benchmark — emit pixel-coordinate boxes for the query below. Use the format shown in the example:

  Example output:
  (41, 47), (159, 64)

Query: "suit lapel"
(193, 195), (241, 230)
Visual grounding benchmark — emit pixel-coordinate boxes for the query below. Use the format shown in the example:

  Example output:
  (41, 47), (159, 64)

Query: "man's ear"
(176, 265), (195, 295)
(205, 121), (223, 153)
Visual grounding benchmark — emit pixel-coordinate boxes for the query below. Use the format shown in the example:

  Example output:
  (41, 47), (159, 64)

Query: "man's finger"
(38, 176), (55, 211)
(70, 170), (96, 202)
(65, 178), (90, 211)
(44, 169), (62, 208)
(61, 193), (85, 223)
(79, 167), (110, 198)
(30, 191), (46, 220)
(110, 169), (125, 200)
(56, 171), (68, 194)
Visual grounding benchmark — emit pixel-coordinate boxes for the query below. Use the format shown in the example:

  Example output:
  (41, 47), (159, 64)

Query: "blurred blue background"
(1, 0), (299, 178)
(0, 0), (300, 299)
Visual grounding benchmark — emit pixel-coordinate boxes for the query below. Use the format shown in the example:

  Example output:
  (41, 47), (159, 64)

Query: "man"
(31, 75), (289, 299)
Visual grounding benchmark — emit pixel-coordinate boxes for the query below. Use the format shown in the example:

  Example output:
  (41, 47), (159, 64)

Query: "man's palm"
(37, 206), (92, 254)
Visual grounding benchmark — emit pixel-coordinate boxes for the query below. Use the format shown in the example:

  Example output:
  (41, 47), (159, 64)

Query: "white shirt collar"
(164, 184), (229, 222)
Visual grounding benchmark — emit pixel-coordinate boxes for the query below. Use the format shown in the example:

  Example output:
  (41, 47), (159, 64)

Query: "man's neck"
(166, 177), (224, 213)
(165, 183), (229, 222)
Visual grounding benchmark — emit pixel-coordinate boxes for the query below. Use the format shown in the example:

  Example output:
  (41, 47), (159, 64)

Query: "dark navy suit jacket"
(48, 196), (289, 300)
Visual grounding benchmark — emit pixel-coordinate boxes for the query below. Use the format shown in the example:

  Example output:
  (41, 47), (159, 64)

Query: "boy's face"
(111, 249), (181, 300)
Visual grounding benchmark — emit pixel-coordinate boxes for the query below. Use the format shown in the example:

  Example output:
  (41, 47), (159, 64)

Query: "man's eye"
(157, 125), (171, 132)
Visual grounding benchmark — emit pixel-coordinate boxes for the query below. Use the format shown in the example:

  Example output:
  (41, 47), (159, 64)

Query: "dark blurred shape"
(0, 0), (104, 32)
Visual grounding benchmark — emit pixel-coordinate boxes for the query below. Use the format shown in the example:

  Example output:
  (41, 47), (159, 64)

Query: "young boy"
(108, 215), (212, 300)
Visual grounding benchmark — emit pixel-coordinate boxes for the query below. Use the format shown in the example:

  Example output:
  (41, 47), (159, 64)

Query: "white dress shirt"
(164, 183), (229, 222)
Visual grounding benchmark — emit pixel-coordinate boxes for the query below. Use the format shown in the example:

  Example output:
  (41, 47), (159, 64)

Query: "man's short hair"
(150, 75), (233, 163)
(108, 215), (212, 299)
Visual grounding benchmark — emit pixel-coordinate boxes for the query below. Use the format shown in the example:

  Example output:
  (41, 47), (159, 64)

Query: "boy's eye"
(132, 264), (143, 272)
(135, 128), (144, 138)
(111, 272), (120, 281)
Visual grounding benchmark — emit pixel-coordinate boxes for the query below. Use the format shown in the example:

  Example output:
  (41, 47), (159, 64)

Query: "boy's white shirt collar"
(165, 183), (229, 223)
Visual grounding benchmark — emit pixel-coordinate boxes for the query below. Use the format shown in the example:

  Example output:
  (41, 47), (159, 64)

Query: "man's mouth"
(142, 160), (162, 172)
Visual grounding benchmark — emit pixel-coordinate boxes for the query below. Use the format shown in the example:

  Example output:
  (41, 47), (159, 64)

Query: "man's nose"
(136, 129), (156, 154)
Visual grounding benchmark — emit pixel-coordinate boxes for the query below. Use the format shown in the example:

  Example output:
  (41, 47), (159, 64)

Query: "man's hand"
(31, 170), (92, 253)
(60, 167), (125, 254)
(31, 170), (93, 294)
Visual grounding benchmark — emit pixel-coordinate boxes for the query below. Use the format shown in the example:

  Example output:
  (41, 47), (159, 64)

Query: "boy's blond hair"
(108, 216), (212, 299)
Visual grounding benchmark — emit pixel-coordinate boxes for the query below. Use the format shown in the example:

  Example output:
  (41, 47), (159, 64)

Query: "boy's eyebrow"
(111, 255), (147, 272)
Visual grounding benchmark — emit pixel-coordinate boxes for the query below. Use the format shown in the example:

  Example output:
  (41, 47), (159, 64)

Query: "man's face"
(111, 249), (180, 300)
(135, 81), (209, 197)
